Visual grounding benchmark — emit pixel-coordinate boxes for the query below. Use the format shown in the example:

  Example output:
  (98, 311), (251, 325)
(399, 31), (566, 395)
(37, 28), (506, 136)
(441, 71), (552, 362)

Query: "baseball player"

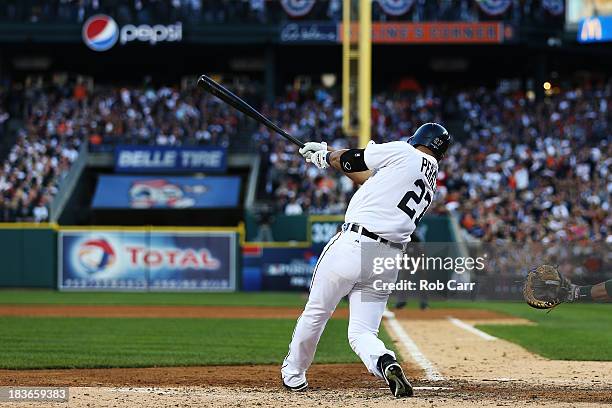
(281, 123), (452, 398)
(525, 265), (612, 308)
(572, 279), (612, 302)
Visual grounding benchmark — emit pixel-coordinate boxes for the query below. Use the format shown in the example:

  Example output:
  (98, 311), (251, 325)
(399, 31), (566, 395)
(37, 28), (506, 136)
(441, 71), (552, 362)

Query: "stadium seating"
(0, 78), (609, 244)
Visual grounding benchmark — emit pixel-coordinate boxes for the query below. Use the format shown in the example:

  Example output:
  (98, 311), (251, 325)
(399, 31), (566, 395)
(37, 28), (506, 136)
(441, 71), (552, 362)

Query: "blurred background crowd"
(0, 0), (564, 26)
(0, 75), (609, 245)
(254, 79), (611, 245)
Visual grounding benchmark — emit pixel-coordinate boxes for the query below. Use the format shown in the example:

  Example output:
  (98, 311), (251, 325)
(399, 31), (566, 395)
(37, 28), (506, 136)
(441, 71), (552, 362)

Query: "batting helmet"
(408, 123), (452, 160)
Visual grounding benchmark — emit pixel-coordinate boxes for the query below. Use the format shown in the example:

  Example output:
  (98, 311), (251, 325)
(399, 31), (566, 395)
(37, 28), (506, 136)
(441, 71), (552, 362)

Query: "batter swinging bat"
(197, 75), (305, 149)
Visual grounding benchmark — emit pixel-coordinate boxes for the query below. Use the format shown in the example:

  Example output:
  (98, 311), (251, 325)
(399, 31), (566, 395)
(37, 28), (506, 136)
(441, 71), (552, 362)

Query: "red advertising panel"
(340, 22), (511, 44)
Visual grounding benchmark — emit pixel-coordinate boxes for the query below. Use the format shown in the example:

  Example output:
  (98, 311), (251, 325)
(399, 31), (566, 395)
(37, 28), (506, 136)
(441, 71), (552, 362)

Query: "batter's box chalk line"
(384, 314), (445, 381)
(447, 317), (498, 341)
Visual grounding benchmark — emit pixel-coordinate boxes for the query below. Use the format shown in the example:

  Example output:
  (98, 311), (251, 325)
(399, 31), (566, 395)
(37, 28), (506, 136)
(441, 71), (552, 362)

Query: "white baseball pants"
(281, 227), (401, 387)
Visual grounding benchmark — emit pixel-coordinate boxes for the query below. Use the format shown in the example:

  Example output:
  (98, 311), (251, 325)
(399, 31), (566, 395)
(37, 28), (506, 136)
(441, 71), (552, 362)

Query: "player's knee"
(303, 304), (333, 322)
(347, 327), (377, 349)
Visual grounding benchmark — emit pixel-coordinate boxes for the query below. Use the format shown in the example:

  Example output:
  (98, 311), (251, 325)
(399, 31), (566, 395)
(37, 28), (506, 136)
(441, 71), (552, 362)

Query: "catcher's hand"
(523, 265), (577, 309)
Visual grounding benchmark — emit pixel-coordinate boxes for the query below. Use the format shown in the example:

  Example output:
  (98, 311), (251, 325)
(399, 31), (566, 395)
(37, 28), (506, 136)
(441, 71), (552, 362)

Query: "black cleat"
(378, 354), (413, 398)
(282, 381), (308, 392)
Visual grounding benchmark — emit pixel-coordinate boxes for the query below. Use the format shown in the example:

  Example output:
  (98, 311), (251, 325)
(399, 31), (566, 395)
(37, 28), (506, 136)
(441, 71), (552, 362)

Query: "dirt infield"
(392, 318), (611, 388)
(0, 305), (512, 320)
(0, 365), (610, 407)
(0, 364), (410, 389)
(2, 304), (611, 407)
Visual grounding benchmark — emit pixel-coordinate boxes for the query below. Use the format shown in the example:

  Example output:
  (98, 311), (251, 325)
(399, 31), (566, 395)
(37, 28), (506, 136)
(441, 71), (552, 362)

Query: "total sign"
(59, 230), (236, 291)
(82, 14), (182, 51)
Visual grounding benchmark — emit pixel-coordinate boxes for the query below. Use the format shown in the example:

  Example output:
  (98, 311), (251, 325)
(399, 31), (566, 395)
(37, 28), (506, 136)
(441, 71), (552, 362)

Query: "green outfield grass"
(0, 290), (317, 307)
(0, 316), (398, 369)
(429, 300), (612, 361)
(1, 291), (610, 364)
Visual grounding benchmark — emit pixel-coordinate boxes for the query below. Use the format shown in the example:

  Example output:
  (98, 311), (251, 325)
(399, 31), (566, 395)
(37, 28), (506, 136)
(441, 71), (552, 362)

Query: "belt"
(345, 223), (404, 251)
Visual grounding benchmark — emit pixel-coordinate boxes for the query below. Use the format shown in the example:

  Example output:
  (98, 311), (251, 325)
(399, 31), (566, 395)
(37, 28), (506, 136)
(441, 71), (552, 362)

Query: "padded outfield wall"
(0, 215), (456, 290)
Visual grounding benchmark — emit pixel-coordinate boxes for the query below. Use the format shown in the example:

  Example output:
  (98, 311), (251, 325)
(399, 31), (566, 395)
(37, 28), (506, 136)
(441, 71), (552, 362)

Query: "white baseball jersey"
(344, 141), (439, 243)
(281, 140), (439, 389)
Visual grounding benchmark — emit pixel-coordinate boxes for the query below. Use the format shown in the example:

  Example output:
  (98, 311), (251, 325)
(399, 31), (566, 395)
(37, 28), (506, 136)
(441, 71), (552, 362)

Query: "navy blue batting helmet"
(408, 123), (452, 160)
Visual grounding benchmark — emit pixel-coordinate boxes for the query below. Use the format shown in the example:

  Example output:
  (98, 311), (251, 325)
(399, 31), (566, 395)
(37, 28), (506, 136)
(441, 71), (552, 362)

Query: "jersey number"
(397, 179), (432, 227)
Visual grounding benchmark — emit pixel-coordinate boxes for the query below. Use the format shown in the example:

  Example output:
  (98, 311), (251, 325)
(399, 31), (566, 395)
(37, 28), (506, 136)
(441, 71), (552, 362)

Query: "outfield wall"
(0, 224), (57, 287)
(58, 227), (238, 291)
(241, 214), (457, 291)
(0, 215), (456, 290)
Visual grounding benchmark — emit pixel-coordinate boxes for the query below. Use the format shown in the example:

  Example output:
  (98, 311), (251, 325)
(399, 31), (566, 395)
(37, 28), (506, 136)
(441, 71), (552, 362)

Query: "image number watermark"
(0, 387), (69, 402)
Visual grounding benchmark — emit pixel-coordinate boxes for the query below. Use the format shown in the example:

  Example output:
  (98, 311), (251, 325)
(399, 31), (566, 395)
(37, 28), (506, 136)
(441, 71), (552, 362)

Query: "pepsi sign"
(82, 15), (119, 51)
(82, 14), (182, 52)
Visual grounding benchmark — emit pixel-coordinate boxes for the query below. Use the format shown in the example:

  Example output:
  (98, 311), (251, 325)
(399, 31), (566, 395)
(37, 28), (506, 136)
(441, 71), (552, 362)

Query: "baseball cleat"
(378, 354), (413, 398)
(282, 381), (308, 392)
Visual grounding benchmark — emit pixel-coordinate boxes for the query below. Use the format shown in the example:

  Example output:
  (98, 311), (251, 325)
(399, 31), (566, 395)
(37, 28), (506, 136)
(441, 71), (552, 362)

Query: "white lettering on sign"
(118, 150), (177, 168)
(120, 22), (182, 45)
(180, 151), (223, 168)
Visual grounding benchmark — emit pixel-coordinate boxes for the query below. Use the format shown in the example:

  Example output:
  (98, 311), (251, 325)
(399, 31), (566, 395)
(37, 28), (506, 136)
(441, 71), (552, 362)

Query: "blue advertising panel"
(114, 146), (227, 173)
(242, 246), (317, 291)
(91, 175), (240, 209)
(280, 22), (338, 43)
(59, 230), (236, 291)
(578, 16), (612, 43)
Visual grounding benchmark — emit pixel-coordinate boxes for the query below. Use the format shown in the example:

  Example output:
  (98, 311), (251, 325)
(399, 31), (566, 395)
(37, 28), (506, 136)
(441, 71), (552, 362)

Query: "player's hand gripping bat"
(197, 75), (305, 149)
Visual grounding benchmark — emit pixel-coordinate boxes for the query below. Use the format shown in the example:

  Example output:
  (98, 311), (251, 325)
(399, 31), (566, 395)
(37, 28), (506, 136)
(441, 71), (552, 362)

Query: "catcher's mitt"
(523, 265), (575, 309)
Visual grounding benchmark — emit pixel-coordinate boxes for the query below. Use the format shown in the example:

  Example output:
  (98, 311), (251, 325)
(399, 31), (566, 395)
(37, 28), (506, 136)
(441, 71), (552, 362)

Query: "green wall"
(245, 213), (309, 242)
(245, 212), (456, 243)
(0, 226), (56, 288)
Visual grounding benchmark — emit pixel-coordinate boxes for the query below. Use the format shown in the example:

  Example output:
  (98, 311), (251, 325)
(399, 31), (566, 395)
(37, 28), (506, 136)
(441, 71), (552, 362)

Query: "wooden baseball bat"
(197, 75), (305, 148)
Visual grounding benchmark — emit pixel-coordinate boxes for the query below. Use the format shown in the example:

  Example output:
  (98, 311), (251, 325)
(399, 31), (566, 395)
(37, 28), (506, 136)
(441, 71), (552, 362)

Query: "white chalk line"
(447, 317), (497, 341)
(384, 315), (445, 382)
(378, 386), (453, 390)
(115, 386), (455, 394)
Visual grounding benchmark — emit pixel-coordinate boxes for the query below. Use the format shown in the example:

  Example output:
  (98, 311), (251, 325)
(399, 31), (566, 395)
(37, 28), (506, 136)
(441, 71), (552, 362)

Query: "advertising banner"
(280, 22), (339, 43)
(59, 230), (237, 291)
(578, 16), (612, 42)
(567, 0), (612, 26)
(83, 14), (182, 52)
(340, 22), (512, 44)
(91, 175), (240, 209)
(114, 145), (227, 173)
(242, 246), (317, 291)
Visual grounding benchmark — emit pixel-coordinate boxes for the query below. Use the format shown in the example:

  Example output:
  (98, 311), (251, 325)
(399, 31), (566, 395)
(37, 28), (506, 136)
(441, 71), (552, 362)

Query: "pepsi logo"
(78, 239), (116, 274)
(82, 14), (119, 52)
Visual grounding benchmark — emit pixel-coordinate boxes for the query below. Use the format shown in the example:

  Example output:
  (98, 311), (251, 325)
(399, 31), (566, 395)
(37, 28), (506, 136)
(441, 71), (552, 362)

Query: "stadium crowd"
(255, 81), (611, 244)
(443, 84), (610, 243)
(0, 77), (609, 245)
(0, 80), (247, 222)
(0, 0), (562, 26)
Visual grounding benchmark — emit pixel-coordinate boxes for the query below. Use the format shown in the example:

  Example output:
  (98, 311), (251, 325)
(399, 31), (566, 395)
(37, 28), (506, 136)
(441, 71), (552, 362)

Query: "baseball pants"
(281, 226), (401, 387)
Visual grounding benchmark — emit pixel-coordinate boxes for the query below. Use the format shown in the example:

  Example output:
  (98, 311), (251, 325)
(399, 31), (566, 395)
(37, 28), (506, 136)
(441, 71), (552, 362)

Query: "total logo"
(78, 238), (117, 274)
(125, 246), (221, 270)
(74, 237), (220, 276)
(82, 14), (182, 52)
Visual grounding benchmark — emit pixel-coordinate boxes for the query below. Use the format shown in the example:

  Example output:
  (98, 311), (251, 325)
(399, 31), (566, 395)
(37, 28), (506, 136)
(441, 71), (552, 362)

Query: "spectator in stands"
(1, 75), (609, 247)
